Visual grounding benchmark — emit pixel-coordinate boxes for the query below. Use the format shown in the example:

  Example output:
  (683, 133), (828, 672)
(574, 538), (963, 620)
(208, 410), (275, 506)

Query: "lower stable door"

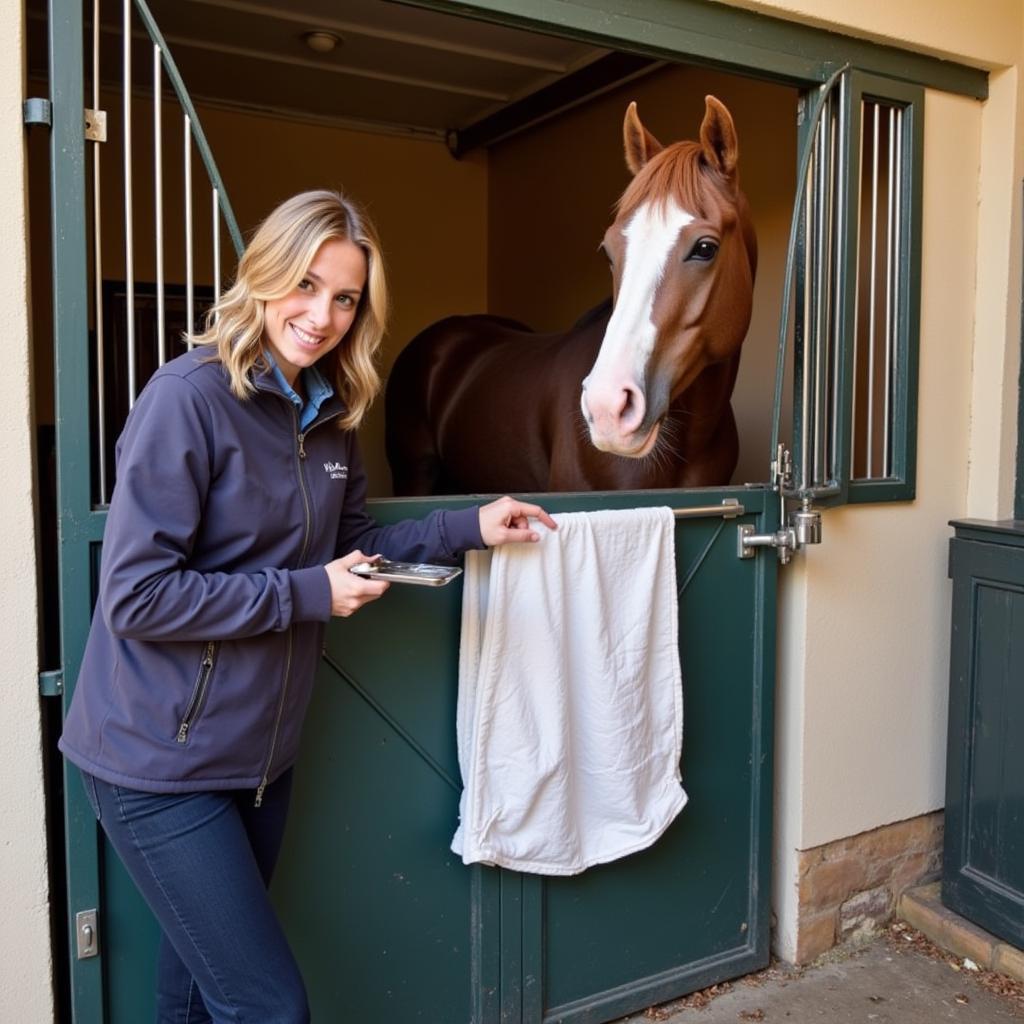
(272, 487), (777, 1023)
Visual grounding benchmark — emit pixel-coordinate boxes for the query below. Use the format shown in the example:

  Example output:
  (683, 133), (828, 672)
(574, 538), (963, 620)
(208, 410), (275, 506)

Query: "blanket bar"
(671, 499), (744, 519)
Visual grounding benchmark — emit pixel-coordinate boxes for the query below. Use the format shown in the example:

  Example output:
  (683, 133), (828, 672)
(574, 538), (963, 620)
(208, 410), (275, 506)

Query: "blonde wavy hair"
(191, 189), (388, 430)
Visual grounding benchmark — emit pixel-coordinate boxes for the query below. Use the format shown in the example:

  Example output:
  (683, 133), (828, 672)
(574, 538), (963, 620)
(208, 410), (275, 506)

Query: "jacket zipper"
(255, 407), (315, 807)
(176, 641), (218, 743)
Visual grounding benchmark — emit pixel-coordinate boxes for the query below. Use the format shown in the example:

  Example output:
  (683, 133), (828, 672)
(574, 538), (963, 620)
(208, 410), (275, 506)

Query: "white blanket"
(451, 506), (686, 875)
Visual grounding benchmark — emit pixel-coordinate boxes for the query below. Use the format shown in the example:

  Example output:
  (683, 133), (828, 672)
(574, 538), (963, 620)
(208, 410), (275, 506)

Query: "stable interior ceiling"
(27, 0), (666, 155)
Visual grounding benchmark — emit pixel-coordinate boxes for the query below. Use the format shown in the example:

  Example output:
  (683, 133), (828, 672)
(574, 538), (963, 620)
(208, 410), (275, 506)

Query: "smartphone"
(349, 558), (463, 587)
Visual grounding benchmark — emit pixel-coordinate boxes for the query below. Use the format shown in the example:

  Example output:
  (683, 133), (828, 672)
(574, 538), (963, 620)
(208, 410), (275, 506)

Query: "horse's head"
(581, 96), (757, 458)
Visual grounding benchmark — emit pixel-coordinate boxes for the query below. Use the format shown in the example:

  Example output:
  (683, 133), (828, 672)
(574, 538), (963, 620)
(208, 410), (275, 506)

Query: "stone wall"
(793, 812), (944, 962)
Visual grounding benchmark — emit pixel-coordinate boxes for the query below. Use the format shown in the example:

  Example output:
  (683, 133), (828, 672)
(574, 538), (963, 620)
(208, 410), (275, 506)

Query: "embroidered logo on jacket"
(323, 462), (348, 480)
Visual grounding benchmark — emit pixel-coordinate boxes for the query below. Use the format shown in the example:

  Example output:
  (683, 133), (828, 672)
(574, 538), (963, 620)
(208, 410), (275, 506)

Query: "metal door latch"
(76, 909), (99, 959)
(738, 445), (824, 564)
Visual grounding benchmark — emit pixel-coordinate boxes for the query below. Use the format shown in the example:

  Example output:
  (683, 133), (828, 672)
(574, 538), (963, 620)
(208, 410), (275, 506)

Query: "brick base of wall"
(791, 811), (943, 963)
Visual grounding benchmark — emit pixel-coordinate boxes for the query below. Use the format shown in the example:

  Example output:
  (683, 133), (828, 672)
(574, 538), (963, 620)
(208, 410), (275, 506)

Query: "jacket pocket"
(175, 641), (219, 743)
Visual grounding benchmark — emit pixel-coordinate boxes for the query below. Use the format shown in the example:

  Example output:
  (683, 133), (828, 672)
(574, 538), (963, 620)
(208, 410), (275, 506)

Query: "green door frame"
(47, 0), (105, 1017)
(395, 0), (986, 98)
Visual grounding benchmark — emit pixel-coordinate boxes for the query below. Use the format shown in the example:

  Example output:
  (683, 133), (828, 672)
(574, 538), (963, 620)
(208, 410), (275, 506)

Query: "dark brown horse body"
(386, 96), (756, 495)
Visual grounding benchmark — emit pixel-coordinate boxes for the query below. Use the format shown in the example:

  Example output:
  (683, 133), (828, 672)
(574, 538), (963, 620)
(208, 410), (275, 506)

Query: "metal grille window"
(792, 72), (922, 505)
(853, 99), (903, 481)
(86, 0), (242, 507)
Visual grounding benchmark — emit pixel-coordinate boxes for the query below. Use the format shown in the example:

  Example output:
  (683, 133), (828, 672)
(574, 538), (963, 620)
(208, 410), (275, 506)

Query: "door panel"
(272, 488), (776, 1023)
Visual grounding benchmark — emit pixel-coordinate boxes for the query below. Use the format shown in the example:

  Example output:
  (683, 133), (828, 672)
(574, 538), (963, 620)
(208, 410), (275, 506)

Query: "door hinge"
(85, 108), (107, 143)
(76, 909), (99, 959)
(22, 98), (51, 127)
(39, 669), (63, 697)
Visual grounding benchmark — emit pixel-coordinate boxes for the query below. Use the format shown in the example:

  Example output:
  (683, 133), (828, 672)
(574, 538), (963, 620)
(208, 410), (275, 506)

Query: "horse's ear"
(699, 95), (739, 181)
(623, 102), (663, 175)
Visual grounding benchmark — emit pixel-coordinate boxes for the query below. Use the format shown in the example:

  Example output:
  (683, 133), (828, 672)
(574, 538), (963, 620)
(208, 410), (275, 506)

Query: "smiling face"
(263, 237), (367, 386)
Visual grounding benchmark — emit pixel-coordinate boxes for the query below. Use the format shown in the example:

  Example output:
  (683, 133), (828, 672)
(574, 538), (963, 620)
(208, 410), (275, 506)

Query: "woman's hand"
(324, 550), (390, 617)
(479, 496), (557, 547)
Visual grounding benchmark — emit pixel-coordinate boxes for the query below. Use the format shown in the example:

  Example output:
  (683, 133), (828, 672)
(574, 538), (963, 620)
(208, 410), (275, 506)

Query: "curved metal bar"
(132, 0), (244, 259)
(769, 63), (850, 463)
(213, 187), (221, 303)
(185, 114), (194, 348)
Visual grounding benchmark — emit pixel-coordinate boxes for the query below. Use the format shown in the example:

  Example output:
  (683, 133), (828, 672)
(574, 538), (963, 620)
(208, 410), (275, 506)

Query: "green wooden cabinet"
(943, 520), (1024, 948)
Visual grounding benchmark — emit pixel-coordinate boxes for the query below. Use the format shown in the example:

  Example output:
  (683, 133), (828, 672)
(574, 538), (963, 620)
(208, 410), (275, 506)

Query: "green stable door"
(90, 489), (777, 1023)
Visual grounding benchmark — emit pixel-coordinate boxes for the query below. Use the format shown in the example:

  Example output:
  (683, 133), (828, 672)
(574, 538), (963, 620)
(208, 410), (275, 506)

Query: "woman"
(59, 189), (555, 1023)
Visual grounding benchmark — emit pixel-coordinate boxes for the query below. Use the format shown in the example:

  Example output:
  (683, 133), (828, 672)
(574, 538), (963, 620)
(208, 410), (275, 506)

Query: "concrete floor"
(614, 930), (1024, 1023)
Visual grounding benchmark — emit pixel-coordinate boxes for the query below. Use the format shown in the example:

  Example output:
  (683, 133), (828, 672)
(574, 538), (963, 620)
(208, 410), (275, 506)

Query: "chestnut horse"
(385, 96), (757, 495)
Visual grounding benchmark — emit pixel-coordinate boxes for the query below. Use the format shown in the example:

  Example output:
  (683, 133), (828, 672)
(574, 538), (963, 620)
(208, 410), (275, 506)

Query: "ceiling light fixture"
(303, 31), (341, 54)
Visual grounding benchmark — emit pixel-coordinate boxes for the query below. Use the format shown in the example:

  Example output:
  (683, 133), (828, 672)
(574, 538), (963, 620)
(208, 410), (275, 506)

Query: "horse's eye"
(687, 238), (719, 262)
(599, 244), (613, 267)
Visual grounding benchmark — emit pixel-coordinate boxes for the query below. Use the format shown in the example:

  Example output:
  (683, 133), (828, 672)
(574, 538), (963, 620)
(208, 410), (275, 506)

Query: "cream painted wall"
(0, 1), (53, 1021)
(721, 0), (1021, 69)
(967, 64), (1023, 518)
(488, 64), (796, 487)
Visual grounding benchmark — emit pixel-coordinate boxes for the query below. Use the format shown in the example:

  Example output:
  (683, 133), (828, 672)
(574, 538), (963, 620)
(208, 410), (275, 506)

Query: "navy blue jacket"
(59, 348), (483, 797)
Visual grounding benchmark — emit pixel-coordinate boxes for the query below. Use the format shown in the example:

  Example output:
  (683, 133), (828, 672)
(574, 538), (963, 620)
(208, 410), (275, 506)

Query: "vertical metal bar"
(154, 44), (166, 366)
(883, 105), (896, 477)
(92, 0), (107, 500)
(830, 76), (847, 483)
(212, 187), (221, 304)
(851, 98), (865, 478)
(819, 98), (833, 483)
(184, 114), (194, 348)
(810, 99), (823, 488)
(800, 137), (815, 490)
(123, 0), (136, 406)
(808, 96), (828, 489)
(894, 108), (904, 470)
(867, 102), (880, 478)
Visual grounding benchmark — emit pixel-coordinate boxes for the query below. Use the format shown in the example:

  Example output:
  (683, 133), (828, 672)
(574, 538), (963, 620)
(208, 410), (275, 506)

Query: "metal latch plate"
(85, 109), (107, 142)
(76, 909), (99, 959)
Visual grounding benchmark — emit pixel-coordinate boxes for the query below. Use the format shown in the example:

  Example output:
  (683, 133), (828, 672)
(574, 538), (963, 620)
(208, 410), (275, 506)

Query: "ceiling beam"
(448, 51), (661, 156)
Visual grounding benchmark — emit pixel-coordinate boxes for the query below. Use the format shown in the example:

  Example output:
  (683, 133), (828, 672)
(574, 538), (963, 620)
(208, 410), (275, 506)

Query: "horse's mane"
(616, 141), (731, 222)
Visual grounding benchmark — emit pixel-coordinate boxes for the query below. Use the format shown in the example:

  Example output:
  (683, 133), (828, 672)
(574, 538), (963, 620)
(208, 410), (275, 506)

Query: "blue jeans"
(81, 769), (309, 1024)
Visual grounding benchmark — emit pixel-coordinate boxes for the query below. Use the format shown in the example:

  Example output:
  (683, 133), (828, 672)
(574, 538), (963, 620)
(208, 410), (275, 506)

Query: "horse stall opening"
(29, 1), (797, 1020)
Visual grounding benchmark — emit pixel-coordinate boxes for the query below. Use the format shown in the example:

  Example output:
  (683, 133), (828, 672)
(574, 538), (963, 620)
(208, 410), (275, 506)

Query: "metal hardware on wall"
(22, 98), (52, 126)
(739, 444), (824, 563)
(39, 669), (64, 697)
(76, 910), (99, 959)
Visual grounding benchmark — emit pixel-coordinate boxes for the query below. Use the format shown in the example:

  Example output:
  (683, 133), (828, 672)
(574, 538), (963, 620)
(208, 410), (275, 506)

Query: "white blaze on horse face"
(584, 197), (694, 450)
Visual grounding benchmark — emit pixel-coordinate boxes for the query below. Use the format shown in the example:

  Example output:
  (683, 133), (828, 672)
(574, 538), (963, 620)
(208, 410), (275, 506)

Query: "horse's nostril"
(620, 386), (644, 428)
